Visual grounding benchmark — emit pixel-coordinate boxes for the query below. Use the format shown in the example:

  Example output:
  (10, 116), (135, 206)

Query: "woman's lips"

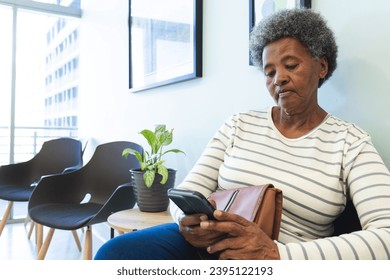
(278, 90), (293, 98)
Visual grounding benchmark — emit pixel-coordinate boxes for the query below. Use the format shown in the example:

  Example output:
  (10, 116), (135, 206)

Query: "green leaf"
(154, 159), (165, 168)
(122, 148), (143, 163)
(158, 165), (168, 185)
(155, 124), (166, 134)
(154, 125), (167, 152)
(160, 129), (173, 146)
(140, 129), (158, 153)
(161, 149), (185, 156)
(140, 162), (149, 171)
(122, 148), (134, 158)
(144, 150), (150, 161)
(144, 170), (155, 188)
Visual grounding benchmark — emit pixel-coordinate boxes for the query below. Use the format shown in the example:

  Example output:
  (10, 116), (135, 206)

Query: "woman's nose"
(273, 72), (288, 86)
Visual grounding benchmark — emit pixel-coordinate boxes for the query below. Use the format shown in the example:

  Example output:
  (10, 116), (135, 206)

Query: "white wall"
(79, 0), (390, 184)
(315, 0), (390, 167)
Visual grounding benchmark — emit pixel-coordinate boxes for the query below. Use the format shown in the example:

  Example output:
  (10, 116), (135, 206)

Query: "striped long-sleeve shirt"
(170, 107), (390, 259)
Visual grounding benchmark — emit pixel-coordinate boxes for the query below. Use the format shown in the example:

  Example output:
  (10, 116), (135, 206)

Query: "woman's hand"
(179, 213), (226, 249)
(200, 210), (280, 260)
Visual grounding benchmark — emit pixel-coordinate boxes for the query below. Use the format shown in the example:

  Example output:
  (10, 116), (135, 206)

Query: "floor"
(0, 220), (112, 260)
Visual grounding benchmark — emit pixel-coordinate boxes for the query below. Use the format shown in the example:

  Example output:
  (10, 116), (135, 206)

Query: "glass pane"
(131, 0), (195, 89)
(14, 10), (80, 164)
(32, 0), (81, 9)
(0, 6), (12, 166)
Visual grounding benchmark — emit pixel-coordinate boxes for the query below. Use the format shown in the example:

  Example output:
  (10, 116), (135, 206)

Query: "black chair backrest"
(32, 138), (83, 176)
(77, 141), (142, 204)
(0, 138), (82, 185)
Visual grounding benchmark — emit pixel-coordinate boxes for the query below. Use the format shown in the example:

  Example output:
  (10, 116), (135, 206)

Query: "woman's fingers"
(200, 210), (252, 235)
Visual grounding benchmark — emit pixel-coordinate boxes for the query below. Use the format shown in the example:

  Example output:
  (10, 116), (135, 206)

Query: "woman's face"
(262, 37), (328, 116)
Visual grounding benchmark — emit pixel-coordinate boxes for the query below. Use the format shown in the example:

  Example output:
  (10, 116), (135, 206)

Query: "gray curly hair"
(249, 8), (338, 87)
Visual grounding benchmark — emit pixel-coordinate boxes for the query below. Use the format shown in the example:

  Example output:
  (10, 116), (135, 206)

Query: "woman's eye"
(286, 64), (298, 70)
(265, 71), (275, 78)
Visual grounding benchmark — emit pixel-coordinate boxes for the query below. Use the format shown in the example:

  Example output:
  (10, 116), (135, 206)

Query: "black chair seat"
(0, 185), (34, 201)
(29, 203), (102, 230)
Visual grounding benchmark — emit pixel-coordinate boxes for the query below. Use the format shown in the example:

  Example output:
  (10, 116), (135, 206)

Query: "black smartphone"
(167, 188), (216, 219)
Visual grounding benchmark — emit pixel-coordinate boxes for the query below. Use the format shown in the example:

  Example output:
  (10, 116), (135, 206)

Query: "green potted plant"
(122, 124), (185, 212)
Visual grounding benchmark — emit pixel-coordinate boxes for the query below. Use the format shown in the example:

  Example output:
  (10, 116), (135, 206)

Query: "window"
(0, 0), (81, 221)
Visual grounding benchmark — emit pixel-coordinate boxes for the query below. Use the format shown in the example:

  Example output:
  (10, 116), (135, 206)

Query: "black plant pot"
(130, 168), (176, 212)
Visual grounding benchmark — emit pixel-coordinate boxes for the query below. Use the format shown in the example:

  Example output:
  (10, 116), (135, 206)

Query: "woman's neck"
(272, 106), (328, 138)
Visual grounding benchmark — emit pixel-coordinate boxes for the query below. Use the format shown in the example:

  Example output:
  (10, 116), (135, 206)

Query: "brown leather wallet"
(209, 184), (283, 240)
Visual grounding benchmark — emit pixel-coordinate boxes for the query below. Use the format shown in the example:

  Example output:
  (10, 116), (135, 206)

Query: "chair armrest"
(28, 171), (86, 209)
(88, 183), (136, 225)
(62, 163), (83, 173)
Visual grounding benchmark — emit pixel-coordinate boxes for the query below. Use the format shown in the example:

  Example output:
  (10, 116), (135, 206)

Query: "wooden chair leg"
(0, 201), (13, 236)
(72, 230), (82, 251)
(27, 221), (35, 239)
(37, 227), (54, 260)
(36, 223), (43, 253)
(24, 214), (30, 227)
(83, 226), (92, 260)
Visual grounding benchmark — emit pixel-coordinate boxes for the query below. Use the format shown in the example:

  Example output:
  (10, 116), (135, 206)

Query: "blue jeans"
(94, 223), (215, 260)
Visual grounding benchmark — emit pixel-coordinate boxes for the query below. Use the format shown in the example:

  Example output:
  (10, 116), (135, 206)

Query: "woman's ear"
(319, 57), (329, 79)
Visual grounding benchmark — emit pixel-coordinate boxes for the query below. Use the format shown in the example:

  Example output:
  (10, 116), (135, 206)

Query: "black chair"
(333, 200), (362, 236)
(0, 138), (83, 236)
(26, 138), (88, 248)
(28, 141), (142, 259)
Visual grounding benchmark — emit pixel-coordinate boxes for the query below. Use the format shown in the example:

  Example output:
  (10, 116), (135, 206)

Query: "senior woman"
(95, 8), (390, 260)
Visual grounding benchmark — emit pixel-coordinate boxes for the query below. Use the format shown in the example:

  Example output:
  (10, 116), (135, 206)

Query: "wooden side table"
(107, 208), (173, 238)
